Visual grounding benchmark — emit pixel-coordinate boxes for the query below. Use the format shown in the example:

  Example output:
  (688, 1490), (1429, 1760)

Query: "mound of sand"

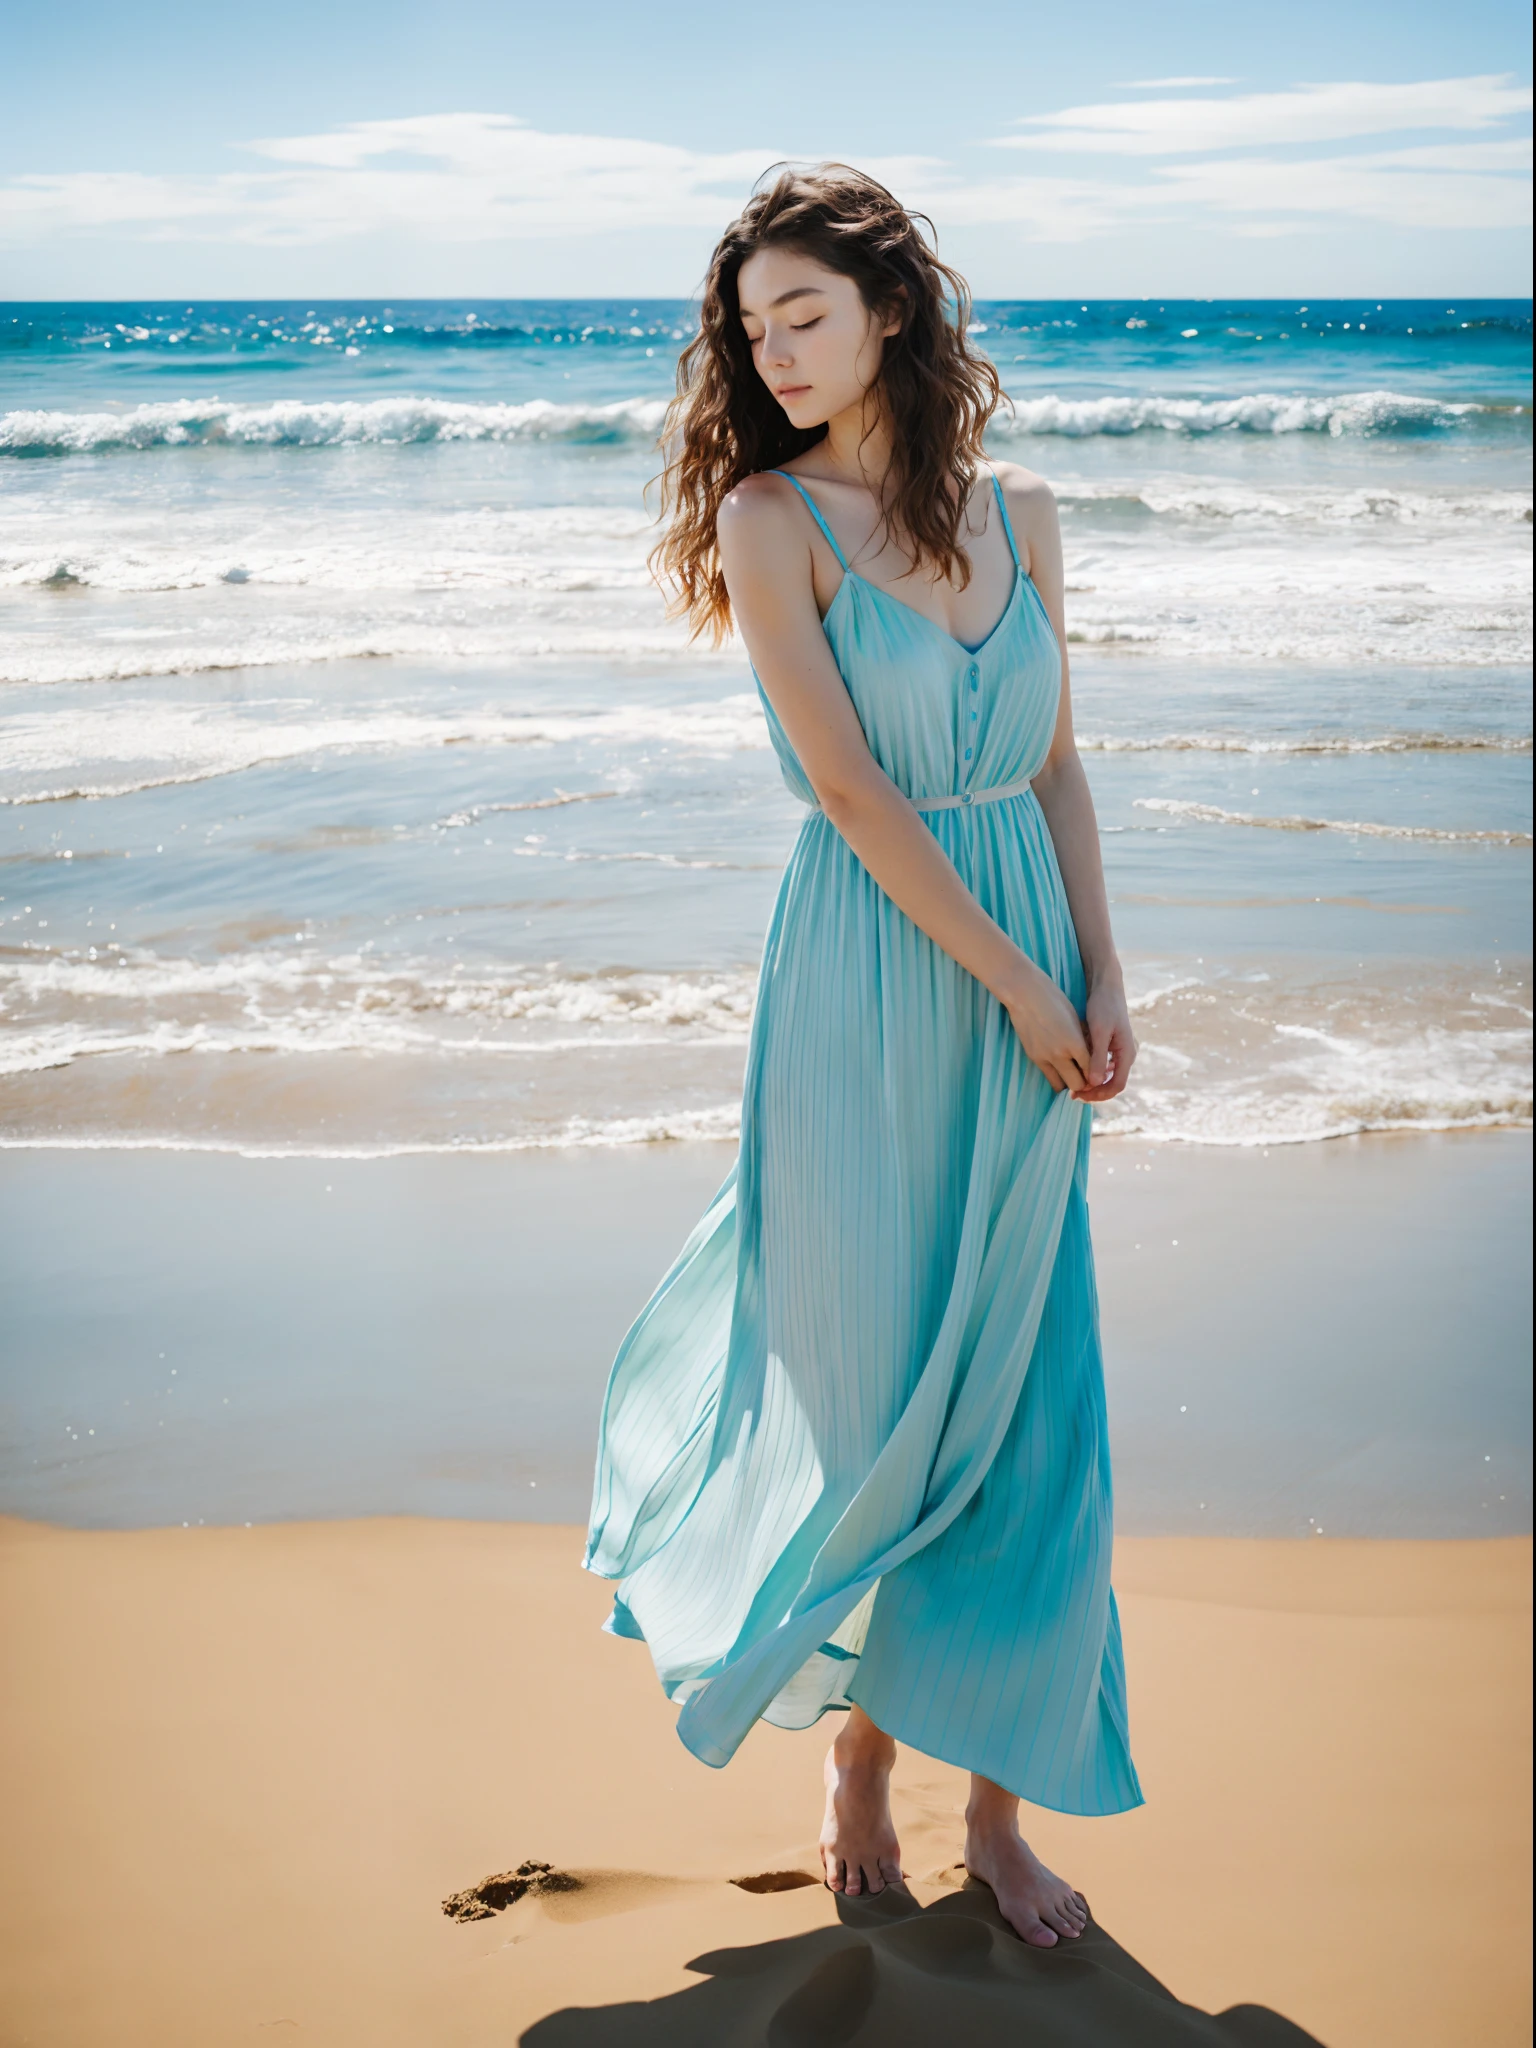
(522, 1878), (1324, 2045)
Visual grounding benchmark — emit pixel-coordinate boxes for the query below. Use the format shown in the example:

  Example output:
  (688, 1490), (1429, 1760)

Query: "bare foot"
(819, 1710), (904, 1897)
(964, 1809), (1088, 1948)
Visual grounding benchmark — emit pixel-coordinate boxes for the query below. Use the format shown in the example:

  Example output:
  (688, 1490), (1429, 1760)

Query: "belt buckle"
(960, 791), (975, 807)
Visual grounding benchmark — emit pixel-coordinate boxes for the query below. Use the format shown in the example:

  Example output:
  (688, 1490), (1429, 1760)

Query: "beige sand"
(0, 1518), (1528, 2045)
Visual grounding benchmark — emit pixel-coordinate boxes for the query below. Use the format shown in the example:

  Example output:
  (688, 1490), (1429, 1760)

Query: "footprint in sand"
(445, 1862), (823, 1924)
(732, 1871), (820, 1894)
(441, 1861), (583, 1922)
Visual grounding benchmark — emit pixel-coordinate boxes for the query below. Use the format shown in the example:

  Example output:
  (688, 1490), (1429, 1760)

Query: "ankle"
(964, 1797), (1019, 1840)
(832, 1723), (896, 1772)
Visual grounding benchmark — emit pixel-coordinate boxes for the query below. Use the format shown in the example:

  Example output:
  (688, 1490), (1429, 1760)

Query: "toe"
(1024, 1920), (1058, 1948)
(878, 1858), (904, 1887)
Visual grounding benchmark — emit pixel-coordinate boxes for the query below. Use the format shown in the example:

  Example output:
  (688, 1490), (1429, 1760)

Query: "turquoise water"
(1, 299), (1530, 1151)
(3, 296), (1529, 418)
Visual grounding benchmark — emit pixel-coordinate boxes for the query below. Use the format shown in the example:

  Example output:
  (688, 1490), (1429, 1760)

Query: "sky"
(0, 0), (1530, 300)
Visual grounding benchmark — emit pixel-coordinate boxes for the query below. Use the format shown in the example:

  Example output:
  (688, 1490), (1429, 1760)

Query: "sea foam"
(0, 695), (770, 804)
(0, 388), (1507, 458)
(993, 390), (1494, 438)
(0, 395), (670, 457)
(1134, 797), (1532, 844)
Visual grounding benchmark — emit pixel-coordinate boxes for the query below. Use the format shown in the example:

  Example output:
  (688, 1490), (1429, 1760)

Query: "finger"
(1076, 1073), (1125, 1103)
(1061, 1051), (1093, 1096)
(1111, 1026), (1137, 1078)
(1037, 1060), (1067, 1093)
(1088, 1016), (1113, 1090)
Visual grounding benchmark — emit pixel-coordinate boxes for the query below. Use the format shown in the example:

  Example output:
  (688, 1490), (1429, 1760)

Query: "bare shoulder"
(990, 458), (1057, 526)
(716, 470), (809, 564)
(989, 459), (1059, 577)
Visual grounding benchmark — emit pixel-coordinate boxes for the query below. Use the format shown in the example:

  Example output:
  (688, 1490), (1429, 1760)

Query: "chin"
(778, 397), (828, 432)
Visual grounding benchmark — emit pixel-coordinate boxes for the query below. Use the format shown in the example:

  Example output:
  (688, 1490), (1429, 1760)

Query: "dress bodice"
(752, 471), (1063, 809)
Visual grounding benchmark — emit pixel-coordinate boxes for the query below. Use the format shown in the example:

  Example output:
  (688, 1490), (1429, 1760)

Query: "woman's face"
(737, 246), (899, 432)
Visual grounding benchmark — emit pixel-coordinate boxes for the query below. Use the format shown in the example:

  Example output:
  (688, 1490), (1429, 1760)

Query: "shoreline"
(0, 1118), (1529, 1160)
(1, 1516), (1528, 2047)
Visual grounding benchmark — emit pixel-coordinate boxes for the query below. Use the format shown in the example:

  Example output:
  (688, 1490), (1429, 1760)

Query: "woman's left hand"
(1073, 980), (1137, 1103)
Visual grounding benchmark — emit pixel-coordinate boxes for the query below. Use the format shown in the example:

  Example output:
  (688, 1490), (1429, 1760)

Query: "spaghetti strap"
(770, 470), (850, 572)
(989, 470), (1021, 572)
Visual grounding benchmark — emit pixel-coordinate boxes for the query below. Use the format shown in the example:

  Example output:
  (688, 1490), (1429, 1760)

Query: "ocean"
(1, 297), (1530, 1156)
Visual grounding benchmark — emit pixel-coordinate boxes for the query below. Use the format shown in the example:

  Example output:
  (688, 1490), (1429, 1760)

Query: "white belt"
(807, 775), (1034, 817)
(911, 777), (1034, 811)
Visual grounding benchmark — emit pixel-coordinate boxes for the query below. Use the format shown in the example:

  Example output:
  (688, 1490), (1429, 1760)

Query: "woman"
(585, 165), (1142, 1950)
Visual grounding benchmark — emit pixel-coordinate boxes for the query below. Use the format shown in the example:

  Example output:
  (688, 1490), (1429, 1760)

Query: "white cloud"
(903, 174), (1153, 243)
(902, 143), (1532, 242)
(945, 72), (1532, 243)
(0, 89), (1527, 259)
(1154, 150), (1533, 230)
(0, 116), (945, 249)
(1365, 138), (1533, 172)
(0, 114), (789, 246)
(1000, 75), (1533, 155)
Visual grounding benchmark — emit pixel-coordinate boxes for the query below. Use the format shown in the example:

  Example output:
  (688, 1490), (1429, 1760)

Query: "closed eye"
(790, 317), (823, 332)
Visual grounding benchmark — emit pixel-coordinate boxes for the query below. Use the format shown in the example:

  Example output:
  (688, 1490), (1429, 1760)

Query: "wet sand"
(1, 1129), (1529, 1534)
(0, 1517), (1528, 2046)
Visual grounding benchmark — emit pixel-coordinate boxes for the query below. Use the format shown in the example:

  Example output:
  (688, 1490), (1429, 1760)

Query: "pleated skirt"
(587, 794), (1143, 1817)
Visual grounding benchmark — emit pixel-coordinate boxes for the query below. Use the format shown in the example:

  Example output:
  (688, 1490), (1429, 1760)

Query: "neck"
(817, 387), (894, 495)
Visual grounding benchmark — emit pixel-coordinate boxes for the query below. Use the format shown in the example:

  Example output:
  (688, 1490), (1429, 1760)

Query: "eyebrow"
(740, 286), (828, 317)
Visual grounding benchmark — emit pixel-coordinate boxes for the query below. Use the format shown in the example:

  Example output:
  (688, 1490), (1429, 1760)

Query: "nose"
(761, 323), (795, 369)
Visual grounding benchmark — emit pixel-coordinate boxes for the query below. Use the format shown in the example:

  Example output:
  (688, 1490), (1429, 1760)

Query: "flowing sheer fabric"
(585, 475), (1142, 1815)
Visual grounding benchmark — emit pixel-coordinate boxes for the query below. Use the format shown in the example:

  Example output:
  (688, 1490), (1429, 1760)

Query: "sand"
(0, 1517), (1528, 2046)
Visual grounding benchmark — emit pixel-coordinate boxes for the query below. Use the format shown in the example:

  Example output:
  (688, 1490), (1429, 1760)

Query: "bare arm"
(717, 474), (1097, 1096)
(1004, 466), (1135, 1102)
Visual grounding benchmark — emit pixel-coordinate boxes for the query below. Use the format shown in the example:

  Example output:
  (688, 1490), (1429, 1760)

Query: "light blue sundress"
(585, 470), (1142, 1817)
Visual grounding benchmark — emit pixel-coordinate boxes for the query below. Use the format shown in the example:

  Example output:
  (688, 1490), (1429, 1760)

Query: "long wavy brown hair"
(651, 163), (1004, 642)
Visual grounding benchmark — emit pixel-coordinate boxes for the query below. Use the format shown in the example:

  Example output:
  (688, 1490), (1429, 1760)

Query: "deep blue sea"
(1, 298), (1530, 1151)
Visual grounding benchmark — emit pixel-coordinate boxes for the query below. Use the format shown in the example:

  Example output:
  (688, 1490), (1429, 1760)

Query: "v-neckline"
(831, 565), (1023, 660)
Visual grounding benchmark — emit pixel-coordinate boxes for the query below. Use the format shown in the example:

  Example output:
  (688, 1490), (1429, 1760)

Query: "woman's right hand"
(1002, 968), (1093, 1096)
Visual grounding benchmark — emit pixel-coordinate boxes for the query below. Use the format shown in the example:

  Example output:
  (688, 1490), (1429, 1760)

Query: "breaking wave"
(993, 390), (1498, 439)
(0, 1108), (746, 1156)
(0, 695), (768, 804)
(1081, 731), (1531, 755)
(1057, 482), (1533, 524)
(4, 948), (1528, 1152)
(2, 387), (1512, 458)
(1134, 797), (1532, 844)
(0, 395), (670, 457)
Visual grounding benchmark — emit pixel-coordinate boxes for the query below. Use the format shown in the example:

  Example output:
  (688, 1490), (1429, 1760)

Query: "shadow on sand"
(521, 1879), (1327, 2046)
